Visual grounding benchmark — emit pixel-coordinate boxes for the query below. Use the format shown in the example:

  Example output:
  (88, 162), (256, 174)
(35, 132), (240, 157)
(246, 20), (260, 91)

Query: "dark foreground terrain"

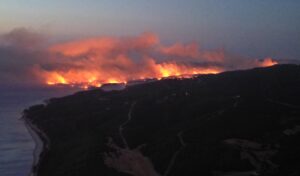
(24, 64), (300, 176)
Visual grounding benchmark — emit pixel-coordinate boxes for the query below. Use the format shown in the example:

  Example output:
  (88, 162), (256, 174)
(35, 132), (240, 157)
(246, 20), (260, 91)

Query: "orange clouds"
(36, 33), (225, 88)
(160, 42), (200, 58)
(33, 32), (279, 88)
(159, 42), (225, 62)
(50, 32), (159, 57)
(0, 29), (279, 88)
(256, 57), (278, 67)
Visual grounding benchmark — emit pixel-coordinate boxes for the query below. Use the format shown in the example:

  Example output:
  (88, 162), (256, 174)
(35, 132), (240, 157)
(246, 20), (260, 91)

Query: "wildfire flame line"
(34, 33), (277, 89)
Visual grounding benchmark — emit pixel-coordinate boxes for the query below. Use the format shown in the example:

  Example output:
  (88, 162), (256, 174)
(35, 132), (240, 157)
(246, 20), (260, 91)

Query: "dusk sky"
(1, 1), (300, 176)
(1, 0), (299, 59)
(0, 0), (300, 87)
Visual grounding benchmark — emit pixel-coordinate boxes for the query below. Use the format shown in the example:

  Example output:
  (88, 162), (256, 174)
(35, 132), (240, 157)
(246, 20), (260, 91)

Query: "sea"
(0, 86), (79, 176)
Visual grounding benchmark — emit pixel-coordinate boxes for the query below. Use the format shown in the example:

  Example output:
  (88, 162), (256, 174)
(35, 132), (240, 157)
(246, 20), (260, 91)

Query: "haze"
(0, 0), (299, 87)
(1, 0), (300, 59)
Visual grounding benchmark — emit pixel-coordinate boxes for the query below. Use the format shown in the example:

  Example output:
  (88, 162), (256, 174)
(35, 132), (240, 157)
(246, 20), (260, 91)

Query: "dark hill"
(24, 64), (300, 176)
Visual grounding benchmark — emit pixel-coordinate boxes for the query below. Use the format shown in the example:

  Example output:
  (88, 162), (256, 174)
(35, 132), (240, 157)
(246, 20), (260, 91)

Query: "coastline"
(23, 116), (50, 176)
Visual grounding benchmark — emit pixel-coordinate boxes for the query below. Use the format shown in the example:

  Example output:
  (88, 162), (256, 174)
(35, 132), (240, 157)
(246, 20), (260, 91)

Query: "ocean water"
(0, 87), (79, 176)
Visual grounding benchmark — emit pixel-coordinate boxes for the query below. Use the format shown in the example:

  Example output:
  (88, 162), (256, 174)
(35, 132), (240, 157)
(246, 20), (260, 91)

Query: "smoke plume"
(0, 28), (278, 88)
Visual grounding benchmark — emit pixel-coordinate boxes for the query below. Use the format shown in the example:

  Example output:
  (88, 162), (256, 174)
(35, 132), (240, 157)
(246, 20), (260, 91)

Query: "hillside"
(24, 64), (300, 176)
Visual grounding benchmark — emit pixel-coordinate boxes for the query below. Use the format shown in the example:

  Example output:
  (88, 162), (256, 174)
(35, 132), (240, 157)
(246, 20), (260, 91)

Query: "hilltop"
(24, 64), (300, 176)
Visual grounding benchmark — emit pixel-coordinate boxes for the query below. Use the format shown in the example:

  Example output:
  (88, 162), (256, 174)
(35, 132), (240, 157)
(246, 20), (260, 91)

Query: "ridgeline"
(24, 64), (300, 176)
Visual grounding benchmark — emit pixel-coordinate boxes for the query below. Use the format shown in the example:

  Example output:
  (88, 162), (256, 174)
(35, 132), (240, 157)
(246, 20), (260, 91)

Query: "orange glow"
(49, 32), (159, 57)
(154, 62), (221, 79)
(40, 61), (222, 89)
(46, 72), (68, 85)
(107, 79), (120, 84)
(34, 33), (278, 89)
(257, 58), (278, 67)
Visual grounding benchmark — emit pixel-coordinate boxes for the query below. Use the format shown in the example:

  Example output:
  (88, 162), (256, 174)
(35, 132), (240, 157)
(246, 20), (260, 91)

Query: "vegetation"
(24, 64), (300, 176)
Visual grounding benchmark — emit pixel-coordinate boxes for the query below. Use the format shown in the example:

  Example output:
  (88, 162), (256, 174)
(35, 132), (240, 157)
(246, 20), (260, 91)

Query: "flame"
(155, 62), (221, 79)
(257, 57), (278, 67)
(41, 61), (222, 88)
(34, 33), (278, 89)
(46, 72), (68, 85)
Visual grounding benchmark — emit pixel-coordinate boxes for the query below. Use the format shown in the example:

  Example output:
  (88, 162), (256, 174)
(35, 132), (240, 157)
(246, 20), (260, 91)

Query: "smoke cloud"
(0, 28), (279, 88)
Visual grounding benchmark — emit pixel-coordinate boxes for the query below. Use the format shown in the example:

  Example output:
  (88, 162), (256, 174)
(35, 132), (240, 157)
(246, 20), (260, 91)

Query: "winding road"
(233, 95), (241, 108)
(163, 131), (186, 176)
(119, 101), (137, 149)
(116, 101), (188, 176)
(267, 98), (300, 109)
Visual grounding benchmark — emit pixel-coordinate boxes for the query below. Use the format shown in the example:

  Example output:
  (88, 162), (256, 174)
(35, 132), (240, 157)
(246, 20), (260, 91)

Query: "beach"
(23, 118), (47, 176)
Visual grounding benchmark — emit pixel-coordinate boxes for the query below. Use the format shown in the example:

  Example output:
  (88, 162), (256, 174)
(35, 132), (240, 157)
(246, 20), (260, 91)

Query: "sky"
(0, 0), (299, 88)
(1, 0), (299, 59)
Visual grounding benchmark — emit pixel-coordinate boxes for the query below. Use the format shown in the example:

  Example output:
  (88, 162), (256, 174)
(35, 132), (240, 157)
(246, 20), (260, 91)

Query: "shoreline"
(23, 116), (50, 176)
